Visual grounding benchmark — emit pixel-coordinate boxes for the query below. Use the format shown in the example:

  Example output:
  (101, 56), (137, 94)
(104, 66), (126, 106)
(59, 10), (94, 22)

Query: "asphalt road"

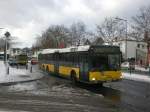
(0, 66), (150, 112)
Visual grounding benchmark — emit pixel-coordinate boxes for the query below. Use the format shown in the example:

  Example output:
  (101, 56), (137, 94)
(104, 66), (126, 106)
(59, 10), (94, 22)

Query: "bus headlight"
(92, 78), (96, 81)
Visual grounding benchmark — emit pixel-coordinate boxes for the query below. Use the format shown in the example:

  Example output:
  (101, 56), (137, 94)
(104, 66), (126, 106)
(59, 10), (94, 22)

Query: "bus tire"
(70, 71), (78, 85)
(42, 65), (45, 70)
(94, 83), (103, 87)
(46, 66), (49, 73)
(99, 83), (103, 87)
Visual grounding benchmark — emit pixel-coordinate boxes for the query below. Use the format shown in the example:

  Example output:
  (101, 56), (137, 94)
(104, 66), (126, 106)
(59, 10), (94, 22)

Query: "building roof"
(115, 39), (146, 42)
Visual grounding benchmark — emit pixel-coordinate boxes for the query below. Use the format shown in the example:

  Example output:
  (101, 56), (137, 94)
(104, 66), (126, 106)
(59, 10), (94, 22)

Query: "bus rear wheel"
(46, 66), (49, 72)
(71, 71), (78, 85)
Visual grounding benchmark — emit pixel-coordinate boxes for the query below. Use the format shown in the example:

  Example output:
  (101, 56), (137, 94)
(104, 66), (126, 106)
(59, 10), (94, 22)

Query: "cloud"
(0, 0), (150, 47)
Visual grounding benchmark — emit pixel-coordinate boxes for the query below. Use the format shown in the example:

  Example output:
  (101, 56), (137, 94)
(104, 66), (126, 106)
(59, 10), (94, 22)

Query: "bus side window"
(85, 55), (87, 63)
(52, 54), (54, 61)
(59, 53), (62, 61)
(56, 54), (58, 61)
(72, 53), (75, 63)
(80, 54), (84, 62)
(48, 54), (50, 61)
(49, 54), (52, 61)
(56, 53), (59, 61)
(45, 54), (47, 60)
(67, 53), (70, 62)
(76, 53), (79, 63)
(74, 53), (77, 63)
(63, 54), (65, 61)
(78, 53), (81, 63)
(61, 54), (63, 61)
(69, 53), (72, 62)
(65, 53), (68, 62)
(72, 53), (74, 63)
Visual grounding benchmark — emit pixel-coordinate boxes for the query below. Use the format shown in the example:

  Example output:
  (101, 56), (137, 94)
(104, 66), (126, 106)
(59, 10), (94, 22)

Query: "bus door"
(54, 53), (59, 74)
(79, 53), (89, 82)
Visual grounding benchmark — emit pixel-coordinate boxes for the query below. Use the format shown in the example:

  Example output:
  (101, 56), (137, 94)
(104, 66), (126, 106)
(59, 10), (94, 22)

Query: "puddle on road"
(0, 81), (44, 93)
(26, 82), (96, 98)
(27, 80), (121, 103)
(0, 75), (122, 103)
(18, 75), (30, 78)
(43, 75), (122, 102)
(74, 83), (122, 103)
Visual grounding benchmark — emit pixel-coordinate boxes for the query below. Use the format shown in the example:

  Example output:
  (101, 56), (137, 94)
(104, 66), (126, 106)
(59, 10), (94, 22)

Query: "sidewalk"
(122, 72), (150, 83)
(0, 61), (44, 84)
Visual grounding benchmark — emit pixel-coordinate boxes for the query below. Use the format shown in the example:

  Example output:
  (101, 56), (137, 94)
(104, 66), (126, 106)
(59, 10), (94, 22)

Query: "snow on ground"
(0, 61), (43, 84)
(122, 72), (150, 83)
(135, 65), (149, 72)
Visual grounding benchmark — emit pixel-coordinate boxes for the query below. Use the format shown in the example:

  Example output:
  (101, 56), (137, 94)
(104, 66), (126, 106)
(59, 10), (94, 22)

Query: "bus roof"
(40, 45), (120, 54)
(40, 45), (90, 54)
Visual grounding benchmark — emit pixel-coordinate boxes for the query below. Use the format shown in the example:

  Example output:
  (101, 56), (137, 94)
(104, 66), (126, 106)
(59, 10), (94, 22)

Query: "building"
(113, 39), (147, 66)
(9, 48), (21, 57)
(0, 39), (5, 52)
(92, 37), (104, 45)
(0, 51), (4, 59)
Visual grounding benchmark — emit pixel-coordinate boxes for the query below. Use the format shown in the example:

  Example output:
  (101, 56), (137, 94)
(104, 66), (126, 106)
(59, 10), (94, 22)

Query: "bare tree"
(132, 5), (150, 66)
(34, 25), (70, 49)
(96, 17), (126, 44)
(132, 5), (150, 41)
(34, 21), (93, 48)
(96, 17), (117, 44)
(47, 25), (70, 48)
(69, 21), (87, 46)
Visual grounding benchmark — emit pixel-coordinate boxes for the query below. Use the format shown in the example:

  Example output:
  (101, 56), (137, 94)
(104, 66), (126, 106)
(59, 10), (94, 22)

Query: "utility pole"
(144, 31), (150, 68)
(0, 27), (4, 52)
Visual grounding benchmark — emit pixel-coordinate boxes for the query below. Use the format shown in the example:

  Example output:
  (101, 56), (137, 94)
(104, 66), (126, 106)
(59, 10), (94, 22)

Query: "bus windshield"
(108, 54), (120, 70)
(91, 54), (120, 71)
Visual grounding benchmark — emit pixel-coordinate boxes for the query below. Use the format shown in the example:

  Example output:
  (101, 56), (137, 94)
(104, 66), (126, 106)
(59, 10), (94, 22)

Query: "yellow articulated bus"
(38, 45), (122, 85)
(16, 54), (28, 65)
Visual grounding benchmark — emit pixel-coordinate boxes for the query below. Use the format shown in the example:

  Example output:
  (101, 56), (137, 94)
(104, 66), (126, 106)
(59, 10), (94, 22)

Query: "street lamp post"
(4, 31), (11, 63)
(115, 17), (128, 60)
(0, 28), (5, 59)
(4, 32), (11, 75)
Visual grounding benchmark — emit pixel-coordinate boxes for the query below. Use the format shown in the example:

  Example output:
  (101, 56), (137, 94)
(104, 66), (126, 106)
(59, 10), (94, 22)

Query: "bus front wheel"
(94, 83), (103, 87)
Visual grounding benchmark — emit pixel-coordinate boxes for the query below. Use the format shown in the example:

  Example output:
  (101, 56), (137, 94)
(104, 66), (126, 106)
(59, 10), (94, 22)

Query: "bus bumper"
(88, 71), (122, 84)
(88, 78), (122, 84)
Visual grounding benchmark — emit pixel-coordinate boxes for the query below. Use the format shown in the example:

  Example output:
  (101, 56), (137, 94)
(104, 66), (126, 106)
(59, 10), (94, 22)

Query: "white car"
(121, 62), (129, 68)
(121, 62), (135, 70)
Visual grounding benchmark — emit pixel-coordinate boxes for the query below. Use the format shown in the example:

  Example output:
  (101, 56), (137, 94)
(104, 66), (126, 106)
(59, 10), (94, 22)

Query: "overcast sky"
(0, 0), (150, 48)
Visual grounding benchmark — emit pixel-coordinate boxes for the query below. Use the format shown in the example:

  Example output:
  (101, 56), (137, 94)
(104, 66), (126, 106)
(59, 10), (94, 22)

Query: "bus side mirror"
(120, 53), (124, 63)
(121, 58), (124, 63)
